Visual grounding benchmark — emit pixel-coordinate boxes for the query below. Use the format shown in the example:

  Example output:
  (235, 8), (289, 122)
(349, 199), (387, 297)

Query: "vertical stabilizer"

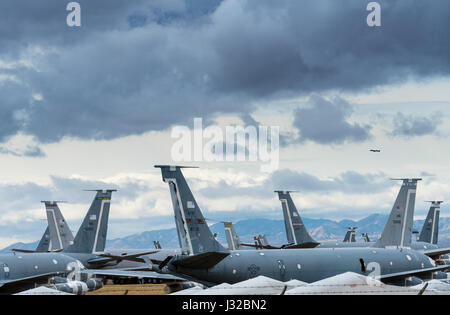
(64, 190), (115, 253)
(374, 178), (421, 248)
(276, 191), (316, 245)
(156, 165), (226, 255)
(35, 226), (52, 252)
(343, 227), (357, 243)
(362, 233), (371, 243)
(43, 201), (74, 250)
(223, 222), (242, 250)
(419, 201), (442, 245)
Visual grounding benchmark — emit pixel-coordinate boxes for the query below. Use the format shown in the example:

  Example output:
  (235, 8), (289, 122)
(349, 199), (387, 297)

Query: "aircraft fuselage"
(170, 247), (436, 285)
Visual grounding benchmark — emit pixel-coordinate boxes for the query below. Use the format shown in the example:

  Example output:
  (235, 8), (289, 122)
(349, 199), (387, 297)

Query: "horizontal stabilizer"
(377, 265), (450, 283)
(10, 248), (63, 253)
(283, 242), (321, 249)
(423, 248), (450, 259)
(11, 249), (37, 253)
(88, 251), (157, 265)
(240, 243), (280, 250)
(172, 252), (230, 269)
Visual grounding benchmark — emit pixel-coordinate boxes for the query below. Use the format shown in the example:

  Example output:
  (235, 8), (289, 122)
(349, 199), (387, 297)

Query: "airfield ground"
(86, 284), (170, 295)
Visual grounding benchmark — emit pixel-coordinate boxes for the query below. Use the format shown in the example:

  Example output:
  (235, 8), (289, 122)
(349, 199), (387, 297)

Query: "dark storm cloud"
(1, 0), (449, 144)
(198, 169), (390, 199)
(292, 96), (371, 144)
(390, 112), (442, 138)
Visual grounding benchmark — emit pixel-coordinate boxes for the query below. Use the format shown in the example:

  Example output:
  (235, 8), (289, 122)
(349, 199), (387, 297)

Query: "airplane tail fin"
(418, 201), (442, 245)
(257, 234), (270, 247)
(64, 190), (116, 253)
(276, 191), (316, 245)
(43, 201), (74, 251)
(362, 233), (371, 243)
(343, 227), (357, 243)
(374, 178), (421, 248)
(35, 226), (52, 252)
(223, 222), (242, 251)
(155, 165), (226, 256)
(153, 241), (162, 249)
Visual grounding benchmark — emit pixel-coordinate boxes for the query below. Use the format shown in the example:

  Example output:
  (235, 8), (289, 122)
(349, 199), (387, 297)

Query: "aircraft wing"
(423, 248), (450, 260)
(81, 269), (185, 281)
(0, 272), (65, 294)
(171, 251), (230, 269)
(377, 265), (450, 283)
(240, 243), (281, 250)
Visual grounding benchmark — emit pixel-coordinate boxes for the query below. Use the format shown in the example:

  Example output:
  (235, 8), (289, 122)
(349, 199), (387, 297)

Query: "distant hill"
(2, 214), (449, 253)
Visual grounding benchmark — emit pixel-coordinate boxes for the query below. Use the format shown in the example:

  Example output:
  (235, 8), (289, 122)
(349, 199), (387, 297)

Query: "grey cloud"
(198, 169), (390, 199)
(292, 96), (372, 144)
(270, 169), (389, 194)
(0, 177), (120, 212)
(0, 145), (45, 158)
(390, 112), (442, 138)
(1, 0), (449, 144)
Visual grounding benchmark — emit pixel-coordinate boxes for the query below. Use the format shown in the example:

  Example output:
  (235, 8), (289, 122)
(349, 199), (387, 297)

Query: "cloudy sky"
(0, 0), (449, 247)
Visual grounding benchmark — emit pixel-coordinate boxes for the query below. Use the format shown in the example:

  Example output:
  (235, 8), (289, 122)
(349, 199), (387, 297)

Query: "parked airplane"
(223, 222), (243, 251)
(33, 190), (186, 284)
(12, 201), (74, 254)
(0, 250), (98, 294)
(150, 165), (449, 286)
(276, 181), (442, 252)
(418, 201), (442, 245)
(343, 227), (358, 243)
(43, 201), (74, 251)
(362, 233), (371, 243)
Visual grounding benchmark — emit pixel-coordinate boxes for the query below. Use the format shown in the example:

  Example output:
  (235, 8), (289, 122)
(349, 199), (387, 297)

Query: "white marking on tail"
(47, 208), (63, 250)
(400, 189), (415, 247)
(281, 199), (297, 244)
(431, 207), (440, 244)
(167, 178), (194, 256)
(93, 200), (109, 253)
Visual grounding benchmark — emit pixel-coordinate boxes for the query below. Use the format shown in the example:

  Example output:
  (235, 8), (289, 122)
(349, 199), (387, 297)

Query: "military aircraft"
(0, 249), (101, 294)
(11, 201), (74, 254)
(30, 190), (187, 285)
(362, 233), (371, 242)
(276, 181), (443, 252)
(148, 165), (450, 286)
(418, 201), (442, 245)
(223, 222), (243, 251)
(6, 189), (185, 292)
(343, 227), (358, 243)
(232, 191), (320, 250)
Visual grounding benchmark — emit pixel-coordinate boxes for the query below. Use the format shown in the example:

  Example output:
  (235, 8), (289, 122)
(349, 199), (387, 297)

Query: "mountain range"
(2, 214), (450, 253)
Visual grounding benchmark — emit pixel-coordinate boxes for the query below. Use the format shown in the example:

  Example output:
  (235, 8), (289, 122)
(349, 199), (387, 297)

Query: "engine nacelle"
(53, 279), (103, 295)
(54, 281), (88, 295)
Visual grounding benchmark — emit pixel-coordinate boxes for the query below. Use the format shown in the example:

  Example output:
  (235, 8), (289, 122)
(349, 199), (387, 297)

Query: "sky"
(0, 0), (449, 247)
